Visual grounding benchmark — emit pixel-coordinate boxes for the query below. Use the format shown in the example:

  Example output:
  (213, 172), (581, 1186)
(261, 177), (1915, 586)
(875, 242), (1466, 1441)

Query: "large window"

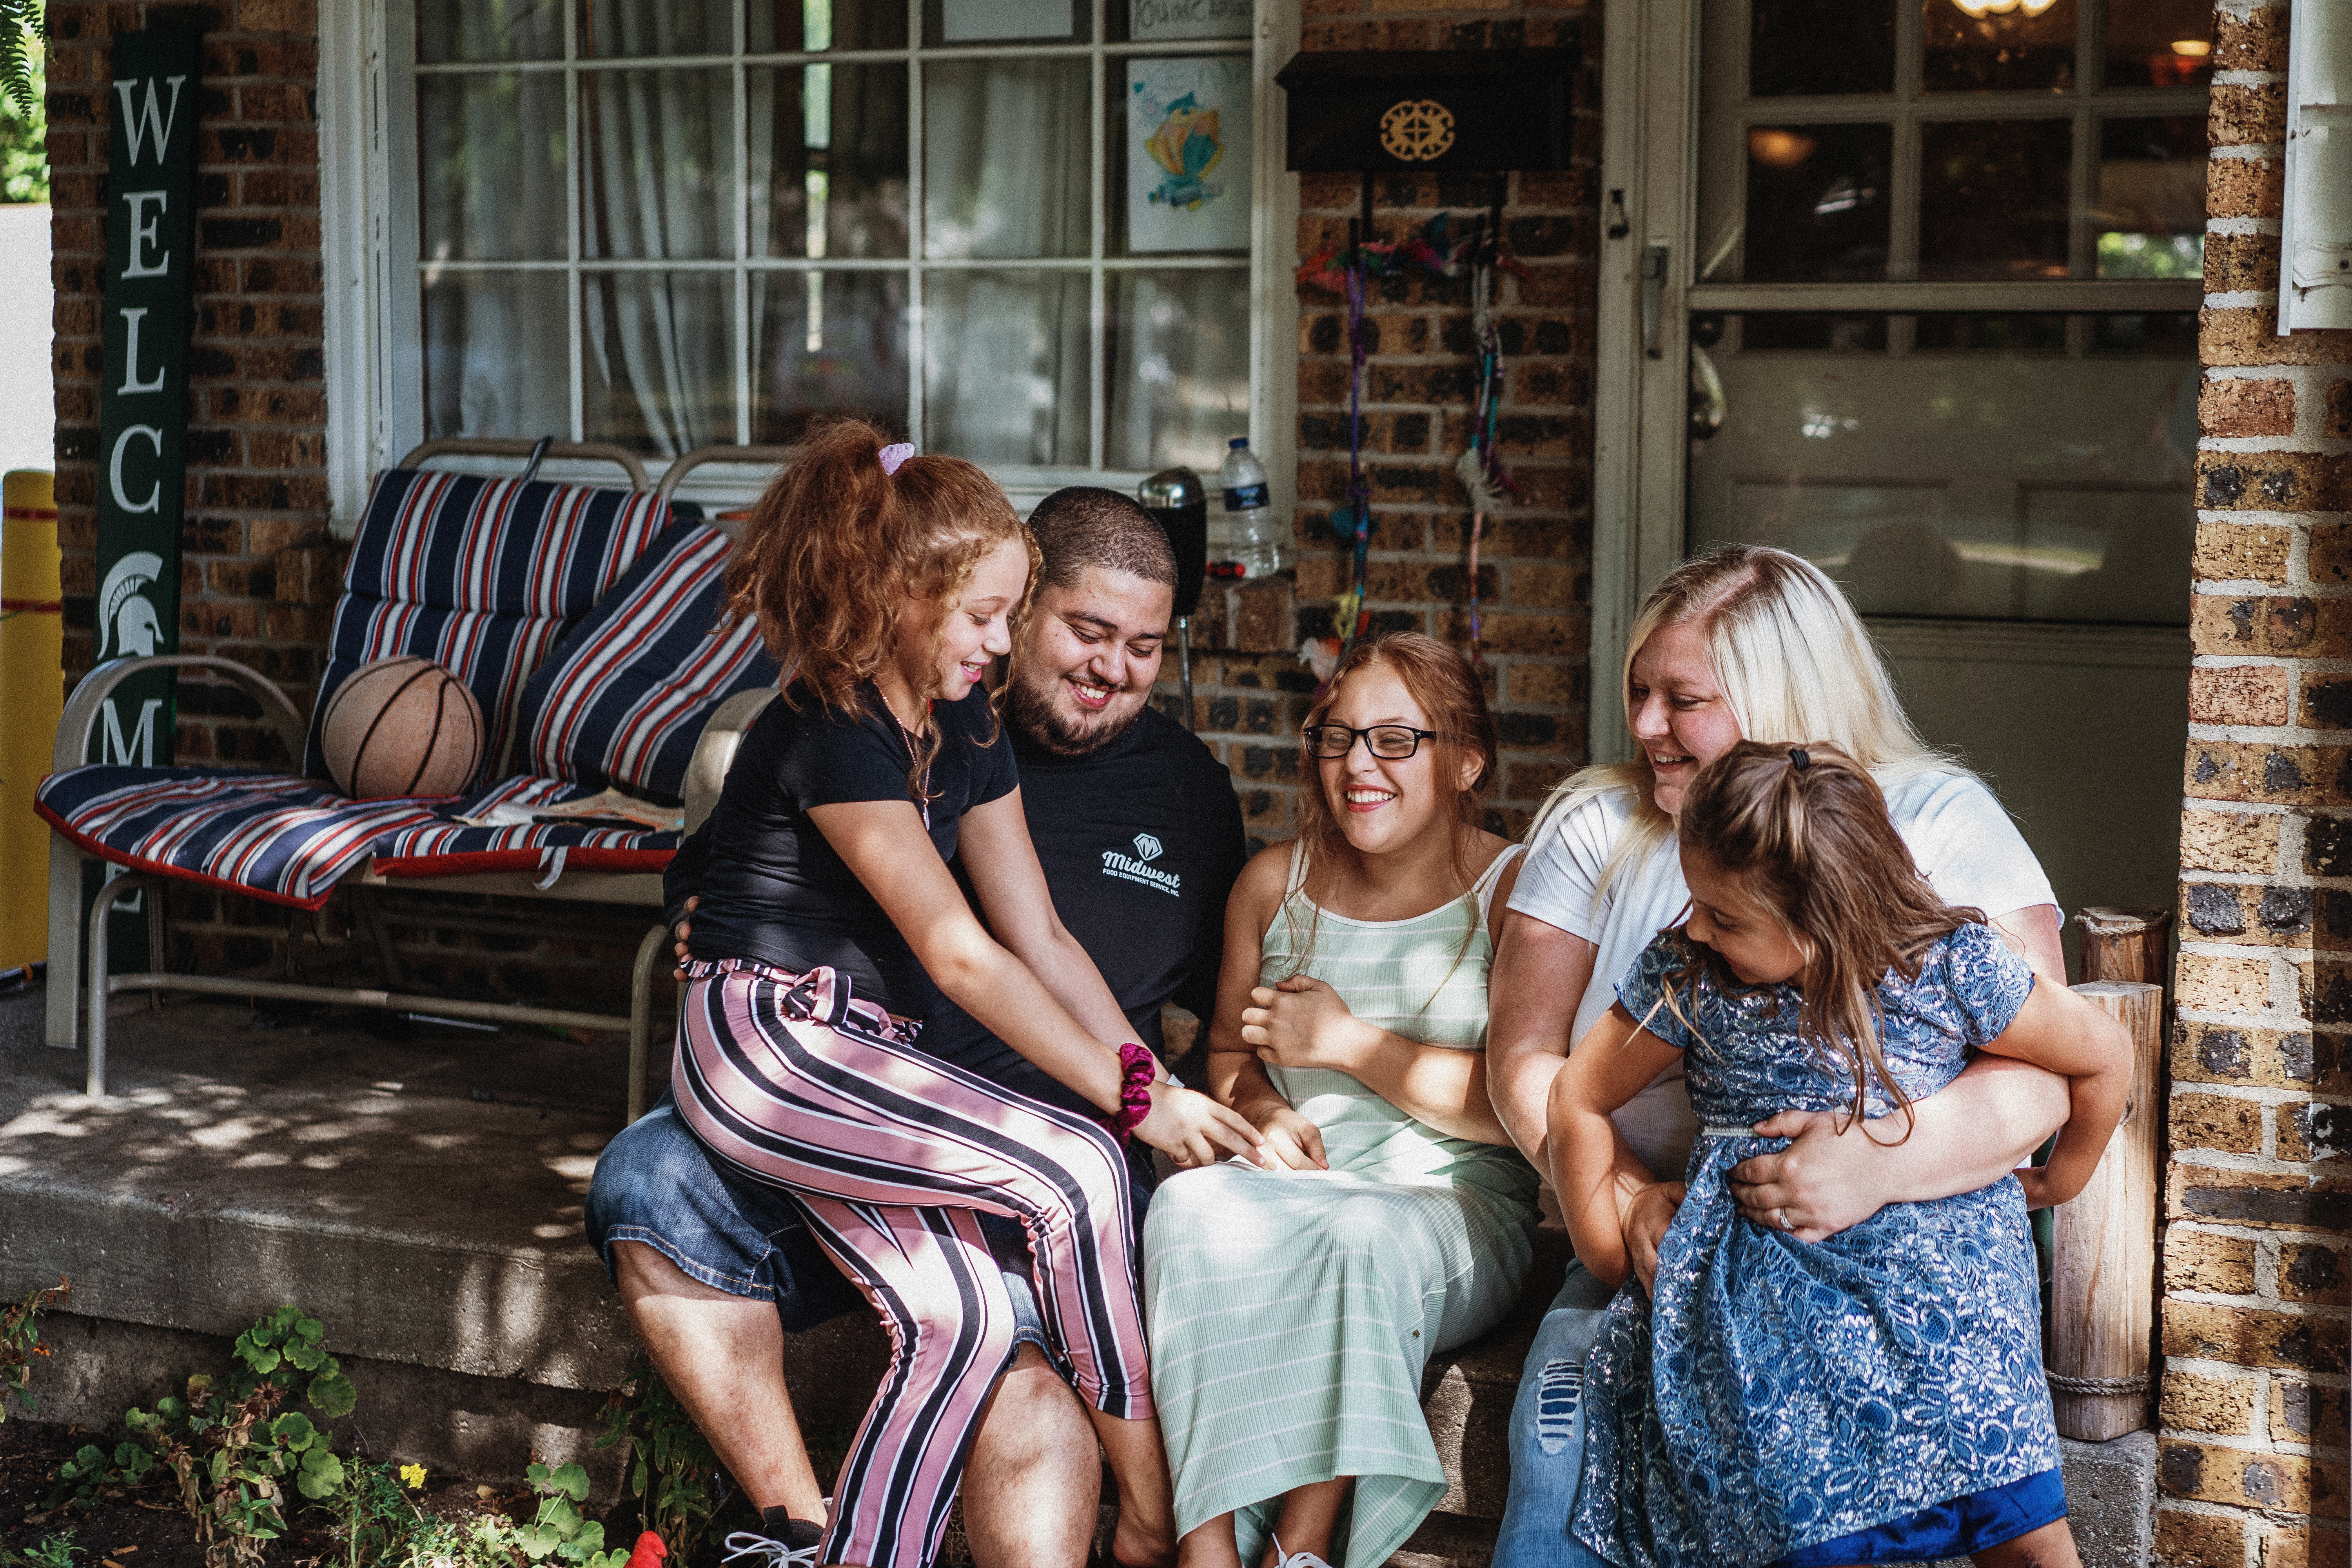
(379, 0), (1267, 487)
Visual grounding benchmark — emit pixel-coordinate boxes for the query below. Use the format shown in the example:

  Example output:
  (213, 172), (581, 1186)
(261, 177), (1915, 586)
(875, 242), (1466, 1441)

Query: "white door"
(1593, 0), (2210, 963)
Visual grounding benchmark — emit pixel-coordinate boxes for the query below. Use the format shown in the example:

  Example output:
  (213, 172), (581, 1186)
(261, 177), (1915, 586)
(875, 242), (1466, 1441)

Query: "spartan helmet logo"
(98, 551), (165, 662)
(1132, 833), (1164, 862)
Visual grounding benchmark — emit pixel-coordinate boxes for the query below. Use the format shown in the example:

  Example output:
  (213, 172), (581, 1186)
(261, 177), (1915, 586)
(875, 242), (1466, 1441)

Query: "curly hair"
(721, 416), (1031, 795)
(1662, 740), (1984, 1141)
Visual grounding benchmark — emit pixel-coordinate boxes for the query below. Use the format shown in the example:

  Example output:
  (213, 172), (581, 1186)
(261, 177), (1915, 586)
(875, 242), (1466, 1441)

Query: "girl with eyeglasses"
(1143, 631), (1543, 1568)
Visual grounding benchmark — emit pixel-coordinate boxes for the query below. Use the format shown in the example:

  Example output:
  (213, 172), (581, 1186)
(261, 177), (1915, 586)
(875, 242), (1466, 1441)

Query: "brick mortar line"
(2170, 1143), (2352, 1184)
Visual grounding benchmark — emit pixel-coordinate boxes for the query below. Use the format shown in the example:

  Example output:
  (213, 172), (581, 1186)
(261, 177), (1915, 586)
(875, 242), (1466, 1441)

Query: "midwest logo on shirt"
(1102, 832), (1182, 897)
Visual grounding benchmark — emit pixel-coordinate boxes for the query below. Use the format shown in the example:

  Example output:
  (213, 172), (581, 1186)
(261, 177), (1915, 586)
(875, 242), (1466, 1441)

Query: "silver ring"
(1774, 1207), (1790, 1232)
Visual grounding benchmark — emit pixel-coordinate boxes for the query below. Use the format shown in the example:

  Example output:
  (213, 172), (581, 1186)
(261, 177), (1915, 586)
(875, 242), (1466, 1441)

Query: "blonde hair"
(1530, 544), (1957, 895)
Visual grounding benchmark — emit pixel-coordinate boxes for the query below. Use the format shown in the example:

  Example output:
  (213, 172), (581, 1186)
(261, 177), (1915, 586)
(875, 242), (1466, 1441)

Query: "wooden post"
(2049, 980), (2165, 1440)
(2074, 906), (2173, 987)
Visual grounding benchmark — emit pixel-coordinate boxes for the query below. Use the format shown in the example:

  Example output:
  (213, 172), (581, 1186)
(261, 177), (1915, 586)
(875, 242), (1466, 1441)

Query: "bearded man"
(584, 486), (1247, 1568)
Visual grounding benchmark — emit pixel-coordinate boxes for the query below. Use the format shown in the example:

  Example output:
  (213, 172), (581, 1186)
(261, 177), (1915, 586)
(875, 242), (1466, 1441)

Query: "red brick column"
(2161, 1), (2352, 1560)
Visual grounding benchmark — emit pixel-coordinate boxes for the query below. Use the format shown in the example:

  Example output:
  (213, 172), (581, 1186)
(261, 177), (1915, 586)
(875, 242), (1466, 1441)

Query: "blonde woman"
(1146, 632), (1540, 1568)
(1486, 544), (2070, 1568)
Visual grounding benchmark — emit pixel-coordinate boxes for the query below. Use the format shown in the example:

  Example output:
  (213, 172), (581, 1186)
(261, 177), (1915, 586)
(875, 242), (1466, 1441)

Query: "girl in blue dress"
(1549, 742), (2132, 1568)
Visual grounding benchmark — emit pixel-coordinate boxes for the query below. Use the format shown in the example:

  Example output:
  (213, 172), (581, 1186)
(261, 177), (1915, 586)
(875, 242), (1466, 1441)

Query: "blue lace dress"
(1570, 923), (2056, 1568)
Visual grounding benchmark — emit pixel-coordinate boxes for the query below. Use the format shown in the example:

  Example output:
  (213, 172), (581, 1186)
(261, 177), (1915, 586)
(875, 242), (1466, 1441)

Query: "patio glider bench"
(39, 440), (790, 1119)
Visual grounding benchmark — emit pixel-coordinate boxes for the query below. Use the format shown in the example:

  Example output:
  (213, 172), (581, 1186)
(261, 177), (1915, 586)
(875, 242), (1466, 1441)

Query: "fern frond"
(0, 0), (39, 121)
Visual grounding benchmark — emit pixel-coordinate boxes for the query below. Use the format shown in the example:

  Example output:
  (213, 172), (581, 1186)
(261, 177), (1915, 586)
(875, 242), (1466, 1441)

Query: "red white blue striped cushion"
(34, 768), (448, 910)
(517, 520), (779, 801)
(301, 470), (673, 788)
(369, 775), (679, 880)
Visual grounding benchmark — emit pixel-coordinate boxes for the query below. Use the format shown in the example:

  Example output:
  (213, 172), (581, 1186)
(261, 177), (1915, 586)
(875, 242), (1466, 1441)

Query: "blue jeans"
(584, 1093), (1052, 1349)
(1494, 1260), (1619, 1568)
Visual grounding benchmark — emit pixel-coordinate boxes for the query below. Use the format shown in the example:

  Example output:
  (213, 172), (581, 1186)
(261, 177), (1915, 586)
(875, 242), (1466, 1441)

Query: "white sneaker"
(721, 1528), (821, 1568)
(1269, 1536), (1336, 1568)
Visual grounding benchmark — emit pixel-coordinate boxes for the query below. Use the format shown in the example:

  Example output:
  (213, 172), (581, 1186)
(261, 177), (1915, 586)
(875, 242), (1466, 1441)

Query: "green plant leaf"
(271, 1412), (316, 1449)
(295, 1448), (344, 1499)
(547, 1464), (591, 1504)
(306, 1372), (357, 1419)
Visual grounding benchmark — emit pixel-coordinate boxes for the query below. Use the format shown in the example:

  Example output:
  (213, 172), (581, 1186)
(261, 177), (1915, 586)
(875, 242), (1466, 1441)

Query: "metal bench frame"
(43, 441), (791, 1121)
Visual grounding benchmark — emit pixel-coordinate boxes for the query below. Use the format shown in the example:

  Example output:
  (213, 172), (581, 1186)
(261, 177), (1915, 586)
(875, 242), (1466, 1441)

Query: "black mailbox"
(1274, 48), (1579, 173)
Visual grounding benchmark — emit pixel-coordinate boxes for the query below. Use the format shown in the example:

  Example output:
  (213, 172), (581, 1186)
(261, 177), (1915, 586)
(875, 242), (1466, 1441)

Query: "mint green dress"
(1143, 846), (1540, 1568)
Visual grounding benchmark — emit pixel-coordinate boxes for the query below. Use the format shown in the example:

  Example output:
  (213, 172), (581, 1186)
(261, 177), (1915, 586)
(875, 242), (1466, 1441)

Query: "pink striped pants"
(670, 959), (1153, 1568)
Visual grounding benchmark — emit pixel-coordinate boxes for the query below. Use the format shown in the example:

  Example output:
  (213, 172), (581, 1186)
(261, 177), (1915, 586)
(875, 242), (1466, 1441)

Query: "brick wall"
(2161, 0), (2352, 1560)
(1157, 2), (1600, 848)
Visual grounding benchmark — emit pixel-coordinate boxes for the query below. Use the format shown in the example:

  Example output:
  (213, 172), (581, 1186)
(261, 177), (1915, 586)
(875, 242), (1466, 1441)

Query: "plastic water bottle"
(1220, 438), (1288, 577)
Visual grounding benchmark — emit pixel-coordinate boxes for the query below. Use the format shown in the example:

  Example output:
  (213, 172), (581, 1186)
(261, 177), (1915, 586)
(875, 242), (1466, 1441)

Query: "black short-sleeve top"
(667, 681), (1020, 1017)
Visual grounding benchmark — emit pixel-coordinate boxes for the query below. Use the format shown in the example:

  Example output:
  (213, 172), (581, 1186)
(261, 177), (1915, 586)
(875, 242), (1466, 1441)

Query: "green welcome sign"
(89, 27), (200, 965)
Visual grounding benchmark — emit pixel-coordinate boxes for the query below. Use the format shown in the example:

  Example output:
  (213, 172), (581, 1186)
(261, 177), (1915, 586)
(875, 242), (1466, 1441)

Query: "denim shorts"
(585, 1091), (1152, 1351)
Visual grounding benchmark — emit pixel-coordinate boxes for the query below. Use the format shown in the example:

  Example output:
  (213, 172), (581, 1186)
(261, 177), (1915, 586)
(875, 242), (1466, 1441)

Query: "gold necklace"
(882, 691), (932, 831)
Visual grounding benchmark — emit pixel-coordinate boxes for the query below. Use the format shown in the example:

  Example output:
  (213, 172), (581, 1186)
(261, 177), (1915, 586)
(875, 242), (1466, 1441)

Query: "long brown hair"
(1281, 632), (1498, 973)
(721, 416), (1033, 795)
(1666, 740), (1982, 1139)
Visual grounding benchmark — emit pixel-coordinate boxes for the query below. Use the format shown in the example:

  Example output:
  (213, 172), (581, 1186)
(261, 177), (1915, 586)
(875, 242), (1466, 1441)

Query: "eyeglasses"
(1301, 724), (1443, 760)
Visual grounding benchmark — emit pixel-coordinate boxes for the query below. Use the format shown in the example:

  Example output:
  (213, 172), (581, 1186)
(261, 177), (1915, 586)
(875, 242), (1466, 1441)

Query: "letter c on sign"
(110, 424), (164, 514)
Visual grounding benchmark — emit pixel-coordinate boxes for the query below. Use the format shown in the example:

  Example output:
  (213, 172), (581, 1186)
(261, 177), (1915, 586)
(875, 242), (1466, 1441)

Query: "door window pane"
(424, 272), (572, 438)
(584, 272), (739, 454)
(755, 271), (910, 441)
(2104, 0), (2213, 88)
(581, 70), (736, 259)
(578, 0), (730, 57)
(2095, 116), (2206, 279)
(752, 65), (911, 260)
(925, 271), (1090, 465)
(1912, 313), (2066, 352)
(1743, 123), (1893, 281)
(1918, 119), (2071, 280)
(924, 0), (1089, 47)
(924, 61), (1091, 259)
(1106, 269), (1249, 473)
(1749, 0), (1894, 96)
(419, 75), (569, 261)
(1691, 313), (2196, 625)
(1922, 0), (2079, 93)
(1740, 314), (1888, 352)
(419, 0), (562, 64)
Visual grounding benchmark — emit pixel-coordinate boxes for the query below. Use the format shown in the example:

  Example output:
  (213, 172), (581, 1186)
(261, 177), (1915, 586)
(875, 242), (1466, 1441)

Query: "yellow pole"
(0, 469), (60, 973)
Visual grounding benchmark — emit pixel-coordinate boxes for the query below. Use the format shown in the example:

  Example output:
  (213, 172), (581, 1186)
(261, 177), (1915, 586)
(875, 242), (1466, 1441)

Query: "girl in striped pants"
(665, 419), (1262, 1568)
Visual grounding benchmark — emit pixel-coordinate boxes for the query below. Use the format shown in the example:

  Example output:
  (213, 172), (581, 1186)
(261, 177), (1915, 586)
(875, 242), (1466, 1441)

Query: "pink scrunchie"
(1099, 1041), (1155, 1142)
(878, 442), (916, 476)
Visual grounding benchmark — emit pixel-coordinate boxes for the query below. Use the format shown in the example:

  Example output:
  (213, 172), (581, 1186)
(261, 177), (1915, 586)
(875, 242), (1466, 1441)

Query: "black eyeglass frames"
(1301, 724), (1444, 760)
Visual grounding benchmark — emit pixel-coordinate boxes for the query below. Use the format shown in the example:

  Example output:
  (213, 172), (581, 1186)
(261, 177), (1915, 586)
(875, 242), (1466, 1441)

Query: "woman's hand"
(671, 895), (700, 981)
(1241, 976), (1375, 1074)
(1622, 1180), (1684, 1294)
(1238, 1097), (1329, 1172)
(1136, 1082), (1267, 1171)
(1726, 1110), (1895, 1242)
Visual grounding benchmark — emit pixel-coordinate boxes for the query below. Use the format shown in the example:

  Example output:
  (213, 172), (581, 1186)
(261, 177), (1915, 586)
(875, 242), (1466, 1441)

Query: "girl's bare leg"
(1971, 1520), (2083, 1568)
(1257, 1479), (1350, 1568)
(1177, 1515), (1244, 1568)
(1092, 1412), (1180, 1568)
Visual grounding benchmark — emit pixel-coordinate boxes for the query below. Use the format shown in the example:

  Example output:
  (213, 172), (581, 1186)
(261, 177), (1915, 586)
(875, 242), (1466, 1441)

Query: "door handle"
(1690, 344), (1726, 439)
(1641, 242), (1668, 360)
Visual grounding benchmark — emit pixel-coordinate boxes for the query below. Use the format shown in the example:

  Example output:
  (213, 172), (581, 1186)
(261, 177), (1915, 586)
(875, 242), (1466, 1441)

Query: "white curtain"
(920, 60), (1089, 464)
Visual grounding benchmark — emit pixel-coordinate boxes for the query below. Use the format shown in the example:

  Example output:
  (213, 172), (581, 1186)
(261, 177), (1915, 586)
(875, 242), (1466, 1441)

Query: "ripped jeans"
(1494, 1259), (1619, 1568)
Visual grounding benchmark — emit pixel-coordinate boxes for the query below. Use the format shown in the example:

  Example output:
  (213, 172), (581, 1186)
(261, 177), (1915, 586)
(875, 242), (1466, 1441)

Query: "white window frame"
(318, 0), (1299, 532)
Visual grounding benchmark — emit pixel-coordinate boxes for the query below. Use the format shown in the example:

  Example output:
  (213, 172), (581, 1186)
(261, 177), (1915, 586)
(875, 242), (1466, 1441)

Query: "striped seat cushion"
(370, 775), (680, 881)
(302, 469), (674, 789)
(34, 768), (448, 910)
(517, 519), (778, 801)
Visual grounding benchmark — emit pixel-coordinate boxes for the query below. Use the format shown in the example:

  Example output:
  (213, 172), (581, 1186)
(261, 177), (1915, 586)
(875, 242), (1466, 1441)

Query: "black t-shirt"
(916, 704), (1248, 1117)
(665, 682), (1020, 1017)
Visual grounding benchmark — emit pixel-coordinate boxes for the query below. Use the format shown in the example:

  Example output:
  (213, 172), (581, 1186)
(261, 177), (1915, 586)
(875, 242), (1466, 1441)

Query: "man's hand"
(671, 895), (700, 980)
(1622, 1180), (1684, 1294)
(1240, 976), (1374, 1075)
(1135, 1082), (1267, 1171)
(1238, 1098), (1328, 1172)
(1726, 1109), (1894, 1242)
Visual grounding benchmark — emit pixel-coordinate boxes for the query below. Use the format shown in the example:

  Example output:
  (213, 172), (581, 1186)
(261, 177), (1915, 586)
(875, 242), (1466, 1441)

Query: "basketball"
(318, 656), (485, 799)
